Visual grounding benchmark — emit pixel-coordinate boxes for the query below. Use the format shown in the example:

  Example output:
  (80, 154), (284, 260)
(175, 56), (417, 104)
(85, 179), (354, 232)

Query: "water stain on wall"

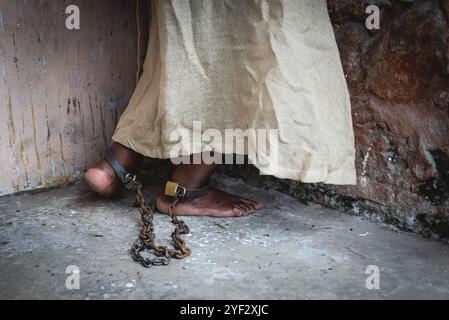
(0, 0), (139, 195)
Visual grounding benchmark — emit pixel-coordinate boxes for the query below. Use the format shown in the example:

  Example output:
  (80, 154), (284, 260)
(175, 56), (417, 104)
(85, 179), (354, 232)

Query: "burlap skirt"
(113, 0), (357, 185)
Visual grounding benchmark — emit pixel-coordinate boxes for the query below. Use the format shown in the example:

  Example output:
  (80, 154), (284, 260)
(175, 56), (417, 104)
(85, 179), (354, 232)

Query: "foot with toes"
(85, 143), (264, 217)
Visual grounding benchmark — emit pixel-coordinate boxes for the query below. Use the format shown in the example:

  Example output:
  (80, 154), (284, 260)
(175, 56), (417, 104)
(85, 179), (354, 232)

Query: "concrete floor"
(1, 176), (449, 300)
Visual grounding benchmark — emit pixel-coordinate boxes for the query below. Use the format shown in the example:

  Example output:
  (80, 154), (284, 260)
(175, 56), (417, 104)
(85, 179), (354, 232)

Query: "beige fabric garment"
(113, 0), (357, 185)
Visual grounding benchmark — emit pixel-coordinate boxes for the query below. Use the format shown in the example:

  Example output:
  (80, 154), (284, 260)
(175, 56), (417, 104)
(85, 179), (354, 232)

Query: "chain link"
(126, 178), (191, 268)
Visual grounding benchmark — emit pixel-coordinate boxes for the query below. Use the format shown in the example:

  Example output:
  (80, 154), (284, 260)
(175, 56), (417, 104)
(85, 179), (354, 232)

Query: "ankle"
(111, 142), (141, 171)
(170, 163), (218, 189)
(168, 179), (210, 189)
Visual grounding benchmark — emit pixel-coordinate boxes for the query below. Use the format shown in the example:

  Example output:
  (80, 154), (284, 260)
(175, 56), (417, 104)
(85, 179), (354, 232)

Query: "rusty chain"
(126, 178), (191, 268)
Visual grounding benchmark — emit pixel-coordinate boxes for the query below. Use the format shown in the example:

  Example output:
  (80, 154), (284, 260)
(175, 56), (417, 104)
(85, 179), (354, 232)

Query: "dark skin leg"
(171, 163), (219, 189)
(85, 142), (264, 217)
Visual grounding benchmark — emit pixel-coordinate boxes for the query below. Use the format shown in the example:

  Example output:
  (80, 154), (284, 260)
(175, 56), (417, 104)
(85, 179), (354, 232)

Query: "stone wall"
(223, 0), (449, 240)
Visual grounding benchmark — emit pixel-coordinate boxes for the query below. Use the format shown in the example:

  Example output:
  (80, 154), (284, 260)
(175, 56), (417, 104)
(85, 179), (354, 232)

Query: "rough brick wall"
(223, 0), (449, 240)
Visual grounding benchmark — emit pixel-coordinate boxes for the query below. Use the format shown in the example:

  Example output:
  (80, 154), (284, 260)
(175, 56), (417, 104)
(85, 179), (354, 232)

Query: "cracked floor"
(1, 176), (448, 300)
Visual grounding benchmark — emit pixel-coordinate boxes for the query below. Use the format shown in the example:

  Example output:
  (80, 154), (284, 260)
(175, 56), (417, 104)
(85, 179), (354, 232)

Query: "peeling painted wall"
(0, 0), (139, 195)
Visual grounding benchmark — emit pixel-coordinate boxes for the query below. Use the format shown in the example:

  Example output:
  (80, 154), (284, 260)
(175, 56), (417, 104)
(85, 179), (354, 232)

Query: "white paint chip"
(358, 232), (369, 237)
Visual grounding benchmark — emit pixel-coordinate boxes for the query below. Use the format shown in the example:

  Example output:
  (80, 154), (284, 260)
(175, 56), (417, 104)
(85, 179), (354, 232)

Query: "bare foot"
(156, 157), (264, 217)
(156, 188), (264, 217)
(85, 142), (140, 197)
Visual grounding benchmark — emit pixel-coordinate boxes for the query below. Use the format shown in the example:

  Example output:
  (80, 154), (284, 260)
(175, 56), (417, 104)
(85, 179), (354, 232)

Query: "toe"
(234, 202), (255, 216)
(240, 201), (256, 214)
(240, 197), (264, 210)
(253, 201), (264, 210)
(232, 205), (245, 217)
